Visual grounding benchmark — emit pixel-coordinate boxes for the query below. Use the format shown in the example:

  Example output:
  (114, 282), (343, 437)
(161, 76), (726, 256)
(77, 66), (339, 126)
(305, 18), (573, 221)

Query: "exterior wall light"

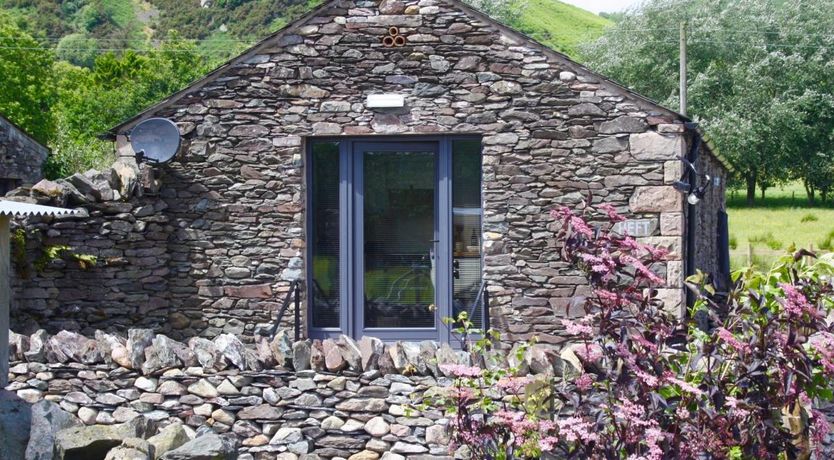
(673, 155), (711, 205)
(366, 94), (405, 109)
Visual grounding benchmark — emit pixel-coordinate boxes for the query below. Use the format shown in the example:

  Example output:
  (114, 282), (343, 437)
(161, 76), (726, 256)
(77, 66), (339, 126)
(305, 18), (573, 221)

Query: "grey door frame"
(306, 135), (480, 343)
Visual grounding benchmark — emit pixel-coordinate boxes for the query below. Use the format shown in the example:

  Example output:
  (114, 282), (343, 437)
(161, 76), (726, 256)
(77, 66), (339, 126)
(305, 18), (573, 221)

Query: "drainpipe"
(683, 122), (701, 308)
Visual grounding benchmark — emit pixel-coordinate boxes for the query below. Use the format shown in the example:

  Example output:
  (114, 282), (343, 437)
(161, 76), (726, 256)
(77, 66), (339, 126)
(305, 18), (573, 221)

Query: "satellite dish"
(129, 117), (182, 164)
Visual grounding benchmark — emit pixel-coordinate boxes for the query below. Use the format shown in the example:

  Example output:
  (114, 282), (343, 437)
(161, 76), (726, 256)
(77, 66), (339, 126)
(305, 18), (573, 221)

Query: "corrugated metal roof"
(0, 200), (80, 217)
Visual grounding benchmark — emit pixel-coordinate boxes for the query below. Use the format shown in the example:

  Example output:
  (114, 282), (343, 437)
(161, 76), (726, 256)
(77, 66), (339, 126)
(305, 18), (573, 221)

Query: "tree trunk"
(804, 181), (816, 205)
(782, 402), (812, 460)
(821, 190), (828, 204)
(746, 173), (756, 206)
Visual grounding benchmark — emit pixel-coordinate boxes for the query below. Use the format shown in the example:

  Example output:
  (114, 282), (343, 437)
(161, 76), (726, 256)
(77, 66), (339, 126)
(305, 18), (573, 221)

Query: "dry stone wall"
(7, 0), (726, 344)
(5, 327), (569, 459)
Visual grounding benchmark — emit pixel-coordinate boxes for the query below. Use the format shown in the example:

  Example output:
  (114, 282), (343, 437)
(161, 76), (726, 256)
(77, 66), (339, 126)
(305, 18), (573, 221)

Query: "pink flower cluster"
(725, 396), (749, 418)
(665, 375), (705, 397)
(811, 409), (831, 455)
(574, 343), (603, 362)
(620, 254), (664, 285)
(619, 236), (669, 260)
(497, 376), (531, 394)
(716, 327), (751, 354)
(555, 416), (599, 443)
(614, 398), (652, 429)
(439, 364), (483, 378)
(612, 398), (667, 459)
(631, 333), (659, 353)
(580, 252), (618, 276)
(495, 410), (537, 446)
(634, 369), (660, 388)
(598, 203), (626, 223)
(810, 332), (834, 375)
(636, 427), (666, 460)
(448, 386), (476, 402)
(552, 206), (594, 238)
(560, 315), (595, 336)
(596, 289), (621, 304)
(492, 410), (570, 452)
(575, 373), (594, 391)
(539, 435), (560, 451)
(778, 283), (817, 317)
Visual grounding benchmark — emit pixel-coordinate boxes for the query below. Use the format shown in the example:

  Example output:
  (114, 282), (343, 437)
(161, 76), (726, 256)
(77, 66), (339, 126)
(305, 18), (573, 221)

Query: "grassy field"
(513, 0), (611, 57)
(727, 182), (834, 269)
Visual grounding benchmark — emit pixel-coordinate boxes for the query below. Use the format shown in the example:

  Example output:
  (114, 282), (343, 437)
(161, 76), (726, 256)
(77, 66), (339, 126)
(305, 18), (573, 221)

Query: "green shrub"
(818, 229), (834, 250)
(749, 232), (783, 250)
(435, 204), (834, 459)
(729, 234), (738, 250)
(801, 213), (819, 223)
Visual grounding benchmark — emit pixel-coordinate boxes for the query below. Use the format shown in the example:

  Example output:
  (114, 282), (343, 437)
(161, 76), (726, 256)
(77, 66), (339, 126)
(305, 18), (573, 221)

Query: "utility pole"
(679, 20), (687, 116)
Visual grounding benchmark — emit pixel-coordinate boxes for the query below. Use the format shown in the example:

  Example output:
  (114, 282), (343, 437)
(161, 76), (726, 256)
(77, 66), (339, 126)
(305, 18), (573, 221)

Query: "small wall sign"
(612, 219), (658, 237)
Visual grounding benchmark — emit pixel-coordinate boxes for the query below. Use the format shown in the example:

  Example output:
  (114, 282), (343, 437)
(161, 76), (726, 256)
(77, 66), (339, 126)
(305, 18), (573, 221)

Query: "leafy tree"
(778, 92), (834, 204)
(581, 0), (834, 205)
(0, 12), (57, 144)
(56, 33), (99, 67)
(599, 11), (625, 22)
(48, 37), (211, 177)
(462, 0), (527, 26)
(147, 0), (310, 42)
(1, 0), (72, 37)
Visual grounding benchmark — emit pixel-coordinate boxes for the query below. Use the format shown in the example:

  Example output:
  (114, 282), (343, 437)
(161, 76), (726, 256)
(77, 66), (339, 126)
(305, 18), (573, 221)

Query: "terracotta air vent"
(382, 27), (406, 47)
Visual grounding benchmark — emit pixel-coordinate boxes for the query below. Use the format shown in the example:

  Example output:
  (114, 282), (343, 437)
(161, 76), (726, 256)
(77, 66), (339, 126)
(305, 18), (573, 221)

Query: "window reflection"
(363, 150), (436, 328)
(310, 142), (340, 328)
(452, 140), (483, 328)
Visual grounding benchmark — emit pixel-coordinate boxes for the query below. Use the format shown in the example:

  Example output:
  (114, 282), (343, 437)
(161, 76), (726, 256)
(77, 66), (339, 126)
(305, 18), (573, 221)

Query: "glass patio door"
(354, 142), (440, 340)
(308, 137), (482, 343)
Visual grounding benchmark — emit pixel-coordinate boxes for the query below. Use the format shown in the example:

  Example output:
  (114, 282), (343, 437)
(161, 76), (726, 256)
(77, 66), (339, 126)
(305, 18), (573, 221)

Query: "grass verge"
(728, 182), (834, 269)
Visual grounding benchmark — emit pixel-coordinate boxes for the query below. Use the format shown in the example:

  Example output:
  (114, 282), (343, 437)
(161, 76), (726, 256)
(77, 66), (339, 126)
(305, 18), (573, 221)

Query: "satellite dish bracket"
(132, 149), (164, 165)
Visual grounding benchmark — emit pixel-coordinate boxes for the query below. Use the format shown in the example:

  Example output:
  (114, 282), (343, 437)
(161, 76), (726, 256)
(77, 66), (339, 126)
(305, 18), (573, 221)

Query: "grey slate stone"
(161, 433), (237, 460)
(0, 390), (33, 460)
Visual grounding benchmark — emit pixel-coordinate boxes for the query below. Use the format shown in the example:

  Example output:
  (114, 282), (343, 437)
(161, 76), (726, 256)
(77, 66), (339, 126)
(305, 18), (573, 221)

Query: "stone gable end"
(0, 115), (48, 190)
(10, 0), (726, 344)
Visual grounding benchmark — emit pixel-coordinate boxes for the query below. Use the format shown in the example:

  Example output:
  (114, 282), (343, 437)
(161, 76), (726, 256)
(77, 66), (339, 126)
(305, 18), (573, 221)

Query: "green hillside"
(514, 0), (611, 57)
(1, 0), (609, 64)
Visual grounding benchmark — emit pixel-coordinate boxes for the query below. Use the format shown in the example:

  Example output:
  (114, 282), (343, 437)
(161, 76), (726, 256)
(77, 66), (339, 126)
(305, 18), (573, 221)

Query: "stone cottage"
(10, 0), (729, 346)
(0, 113), (48, 195)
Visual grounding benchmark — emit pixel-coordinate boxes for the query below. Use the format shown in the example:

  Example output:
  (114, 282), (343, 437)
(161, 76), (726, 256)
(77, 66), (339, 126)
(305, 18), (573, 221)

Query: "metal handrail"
(467, 280), (488, 322)
(454, 280), (490, 350)
(268, 279), (301, 341)
(467, 280), (486, 320)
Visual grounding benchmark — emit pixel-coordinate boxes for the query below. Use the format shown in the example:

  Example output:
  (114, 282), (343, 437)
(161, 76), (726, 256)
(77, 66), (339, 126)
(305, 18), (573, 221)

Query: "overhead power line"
(0, 46), (244, 53)
(0, 36), (258, 43)
(0, 24), (831, 54)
